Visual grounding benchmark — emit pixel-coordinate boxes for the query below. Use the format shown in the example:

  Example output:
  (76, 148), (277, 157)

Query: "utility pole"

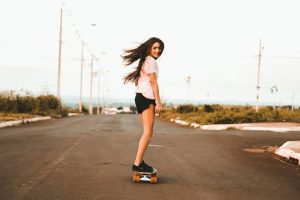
(256, 39), (264, 112)
(292, 92), (295, 112)
(89, 55), (94, 115)
(99, 52), (106, 115)
(79, 41), (84, 112)
(185, 76), (191, 103)
(57, 8), (63, 99)
(94, 56), (101, 115)
(101, 80), (105, 114)
(97, 68), (101, 115)
(206, 91), (210, 105)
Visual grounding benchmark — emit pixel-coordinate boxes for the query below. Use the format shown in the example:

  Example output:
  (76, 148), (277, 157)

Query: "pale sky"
(1, 0), (300, 106)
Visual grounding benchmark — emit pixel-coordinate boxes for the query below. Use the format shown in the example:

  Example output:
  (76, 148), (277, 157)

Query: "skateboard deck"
(132, 168), (158, 184)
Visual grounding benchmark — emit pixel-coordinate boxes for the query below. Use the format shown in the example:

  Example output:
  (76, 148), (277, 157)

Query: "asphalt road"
(0, 114), (299, 200)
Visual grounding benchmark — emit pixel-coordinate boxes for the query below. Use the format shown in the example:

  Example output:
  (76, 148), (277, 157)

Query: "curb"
(0, 116), (52, 128)
(168, 117), (300, 132)
(274, 141), (300, 166)
(68, 113), (84, 117)
(170, 118), (199, 127)
(200, 124), (300, 132)
(242, 127), (290, 132)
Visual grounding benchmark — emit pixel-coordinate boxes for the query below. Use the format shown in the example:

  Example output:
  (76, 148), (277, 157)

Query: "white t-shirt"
(135, 56), (159, 99)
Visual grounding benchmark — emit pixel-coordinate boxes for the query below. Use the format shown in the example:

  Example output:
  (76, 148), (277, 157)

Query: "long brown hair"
(122, 37), (164, 85)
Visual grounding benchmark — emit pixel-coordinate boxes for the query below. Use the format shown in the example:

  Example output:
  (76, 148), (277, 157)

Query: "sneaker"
(132, 160), (154, 173)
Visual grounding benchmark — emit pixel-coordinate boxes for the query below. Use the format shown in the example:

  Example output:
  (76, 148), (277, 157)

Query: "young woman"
(122, 37), (164, 173)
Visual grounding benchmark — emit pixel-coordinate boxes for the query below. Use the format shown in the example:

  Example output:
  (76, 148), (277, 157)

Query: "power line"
(263, 55), (300, 60)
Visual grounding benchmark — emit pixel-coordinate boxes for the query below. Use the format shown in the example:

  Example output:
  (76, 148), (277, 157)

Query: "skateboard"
(132, 168), (158, 184)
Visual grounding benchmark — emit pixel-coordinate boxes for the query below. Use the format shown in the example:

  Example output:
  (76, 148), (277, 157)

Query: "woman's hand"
(149, 73), (162, 115)
(155, 103), (162, 115)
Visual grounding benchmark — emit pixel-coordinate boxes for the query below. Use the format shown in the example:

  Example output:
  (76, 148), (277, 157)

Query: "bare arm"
(149, 73), (162, 113)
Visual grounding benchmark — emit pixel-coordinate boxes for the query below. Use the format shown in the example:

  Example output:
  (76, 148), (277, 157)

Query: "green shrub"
(37, 95), (62, 113)
(16, 95), (38, 113)
(60, 107), (69, 117)
(203, 104), (214, 112)
(0, 92), (17, 112)
(176, 104), (198, 113)
(0, 90), (69, 117)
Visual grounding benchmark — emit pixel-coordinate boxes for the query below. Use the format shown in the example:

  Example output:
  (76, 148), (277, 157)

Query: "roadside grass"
(0, 112), (37, 121)
(160, 104), (300, 125)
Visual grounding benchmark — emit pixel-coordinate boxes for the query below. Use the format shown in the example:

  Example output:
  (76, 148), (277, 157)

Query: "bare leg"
(134, 104), (155, 166)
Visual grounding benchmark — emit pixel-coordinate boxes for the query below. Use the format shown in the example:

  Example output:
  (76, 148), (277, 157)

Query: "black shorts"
(135, 93), (156, 114)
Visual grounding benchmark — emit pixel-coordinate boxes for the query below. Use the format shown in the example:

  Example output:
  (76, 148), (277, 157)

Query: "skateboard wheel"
(150, 176), (157, 184)
(133, 174), (140, 183)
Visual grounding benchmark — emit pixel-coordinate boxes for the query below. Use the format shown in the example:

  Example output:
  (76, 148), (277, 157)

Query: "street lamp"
(270, 85), (278, 110)
(78, 23), (98, 114)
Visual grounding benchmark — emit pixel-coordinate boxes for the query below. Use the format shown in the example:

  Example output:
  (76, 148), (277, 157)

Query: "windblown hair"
(122, 37), (164, 85)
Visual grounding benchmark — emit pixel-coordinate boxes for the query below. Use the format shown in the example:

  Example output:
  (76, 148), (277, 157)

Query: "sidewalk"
(275, 141), (300, 166)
